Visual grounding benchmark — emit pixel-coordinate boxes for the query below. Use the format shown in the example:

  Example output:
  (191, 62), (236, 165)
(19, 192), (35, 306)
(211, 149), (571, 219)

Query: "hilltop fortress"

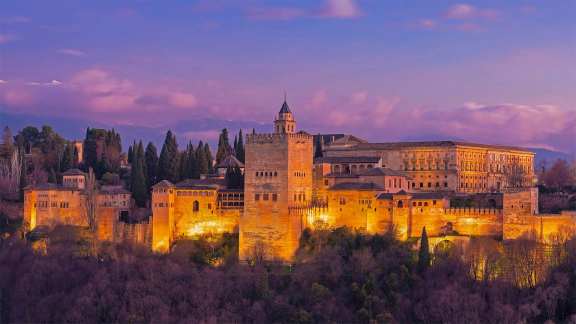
(24, 101), (576, 261)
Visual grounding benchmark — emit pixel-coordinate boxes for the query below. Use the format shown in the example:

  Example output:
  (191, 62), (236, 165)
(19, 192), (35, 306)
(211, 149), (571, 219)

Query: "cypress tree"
(83, 128), (98, 171)
(184, 142), (198, 179)
(216, 128), (230, 164)
(144, 142), (158, 187)
(157, 130), (179, 182)
(127, 144), (134, 164)
(314, 134), (324, 159)
(204, 143), (214, 173)
(196, 141), (209, 176)
(131, 142), (147, 207)
(236, 129), (245, 162)
(60, 144), (75, 172)
(418, 227), (430, 273)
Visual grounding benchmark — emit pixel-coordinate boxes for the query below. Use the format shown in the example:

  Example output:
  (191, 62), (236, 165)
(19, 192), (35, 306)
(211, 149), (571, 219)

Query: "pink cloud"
(58, 48), (86, 57)
(247, 0), (362, 21)
(350, 90), (368, 105)
(310, 89), (328, 107)
(418, 19), (437, 29)
(0, 33), (16, 44)
(247, 7), (306, 21)
(445, 3), (499, 20)
(319, 0), (362, 19)
(169, 92), (198, 108)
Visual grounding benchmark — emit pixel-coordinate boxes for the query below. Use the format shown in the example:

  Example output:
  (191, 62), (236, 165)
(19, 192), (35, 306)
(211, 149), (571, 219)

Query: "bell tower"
(274, 98), (296, 134)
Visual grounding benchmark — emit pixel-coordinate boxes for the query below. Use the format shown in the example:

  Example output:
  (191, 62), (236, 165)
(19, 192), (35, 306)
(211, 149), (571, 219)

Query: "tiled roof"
(279, 100), (291, 114)
(215, 154), (245, 169)
(325, 140), (533, 153)
(330, 182), (383, 191)
(314, 156), (381, 164)
(62, 168), (85, 176)
(100, 185), (131, 194)
(152, 180), (175, 188)
(411, 192), (448, 200)
(175, 178), (225, 190)
(357, 167), (406, 177)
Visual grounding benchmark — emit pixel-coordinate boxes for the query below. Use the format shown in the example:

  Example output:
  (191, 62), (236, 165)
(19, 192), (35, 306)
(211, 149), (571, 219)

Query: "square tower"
(240, 101), (313, 262)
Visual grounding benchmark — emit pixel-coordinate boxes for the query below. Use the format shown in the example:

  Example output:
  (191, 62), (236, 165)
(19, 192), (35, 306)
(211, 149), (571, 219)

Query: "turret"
(274, 99), (296, 134)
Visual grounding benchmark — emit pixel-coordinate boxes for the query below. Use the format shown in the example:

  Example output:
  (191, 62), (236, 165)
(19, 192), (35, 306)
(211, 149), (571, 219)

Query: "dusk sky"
(0, 0), (574, 153)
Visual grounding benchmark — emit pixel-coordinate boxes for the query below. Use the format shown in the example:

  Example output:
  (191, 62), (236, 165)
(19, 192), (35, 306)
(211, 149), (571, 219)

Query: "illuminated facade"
(23, 169), (131, 242)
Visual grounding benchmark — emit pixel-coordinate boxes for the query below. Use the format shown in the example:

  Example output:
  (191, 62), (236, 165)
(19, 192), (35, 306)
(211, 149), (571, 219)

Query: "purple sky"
(0, 0), (575, 153)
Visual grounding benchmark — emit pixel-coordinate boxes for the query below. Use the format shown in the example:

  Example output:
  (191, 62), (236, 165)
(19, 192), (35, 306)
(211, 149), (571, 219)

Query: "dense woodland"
(0, 227), (576, 323)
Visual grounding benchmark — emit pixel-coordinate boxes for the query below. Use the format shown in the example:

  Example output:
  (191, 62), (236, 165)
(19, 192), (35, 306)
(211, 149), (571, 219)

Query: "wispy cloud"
(0, 80), (7, 85)
(445, 3), (499, 20)
(319, 0), (362, 19)
(58, 48), (86, 57)
(26, 80), (63, 87)
(418, 19), (437, 29)
(0, 33), (17, 44)
(0, 16), (30, 24)
(247, 0), (362, 21)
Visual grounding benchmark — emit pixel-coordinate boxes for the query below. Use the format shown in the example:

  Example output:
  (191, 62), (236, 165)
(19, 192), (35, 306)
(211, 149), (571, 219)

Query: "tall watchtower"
(240, 100), (313, 262)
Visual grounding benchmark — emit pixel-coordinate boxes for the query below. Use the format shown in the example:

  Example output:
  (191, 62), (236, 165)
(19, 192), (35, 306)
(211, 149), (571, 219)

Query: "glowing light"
(185, 221), (227, 237)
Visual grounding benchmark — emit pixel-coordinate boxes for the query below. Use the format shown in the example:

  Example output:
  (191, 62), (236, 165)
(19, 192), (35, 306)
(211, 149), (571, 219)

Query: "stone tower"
(151, 180), (175, 253)
(240, 100), (313, 262)
(274, 100), (296, 134)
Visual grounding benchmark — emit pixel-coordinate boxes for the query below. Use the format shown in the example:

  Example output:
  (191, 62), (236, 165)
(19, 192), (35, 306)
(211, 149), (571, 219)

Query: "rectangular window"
(255, 193), (260, 201)
(263, 193), (269, 201)
(272, 193), (278, 201)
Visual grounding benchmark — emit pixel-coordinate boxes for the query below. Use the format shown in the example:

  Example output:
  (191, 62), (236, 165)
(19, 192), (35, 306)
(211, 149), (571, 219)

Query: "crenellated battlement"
(443, 208), (502, 215)
(247, 132), (312, 144)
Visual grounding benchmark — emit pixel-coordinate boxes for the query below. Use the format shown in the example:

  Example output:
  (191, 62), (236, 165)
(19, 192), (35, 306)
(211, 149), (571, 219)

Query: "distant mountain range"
(1, 111), (572, 165)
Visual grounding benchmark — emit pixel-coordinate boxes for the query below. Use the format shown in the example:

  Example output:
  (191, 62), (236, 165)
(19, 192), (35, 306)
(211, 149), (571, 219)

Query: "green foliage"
(418, 227), (430, 273)
(235, 129), (245, 163)
(172, 233), (238, 267)
(314, 134), (323, 159)
(216, 128), (231, 164)
(130, 142), (147, 207)
(225, 167), (244, 189)
(144, 142), (159, 187)
(60, 143), (75, 172)
(83, 128), (122, 178)
(157, 130), (180, 182)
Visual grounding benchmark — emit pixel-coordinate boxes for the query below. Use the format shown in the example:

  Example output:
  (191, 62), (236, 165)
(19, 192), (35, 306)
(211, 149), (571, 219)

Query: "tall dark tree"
(235, 129), (245, 163)
(196, 141), (209, 175)
(83, 128), (99, 171)
(418, 227), (430, 273)
(144, 142), (159, 187)
(314, 134), (324, 159)
(216, 128), (231, 164)
(204, 143), (214, 173)
(1, 126), (13, 157)
(131, 142), (147, 207)
(60, 143), (75, 172)
(182, 142), (198, 179)
(225, 167), (244, 189)
(157, 130), (180, 183)
(127, 144), (134, 164)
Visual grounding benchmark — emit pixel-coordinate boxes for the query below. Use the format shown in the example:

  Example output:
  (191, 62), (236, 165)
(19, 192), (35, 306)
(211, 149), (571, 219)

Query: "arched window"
(397, 200), (404, 208)
(193, 200), (199, 212)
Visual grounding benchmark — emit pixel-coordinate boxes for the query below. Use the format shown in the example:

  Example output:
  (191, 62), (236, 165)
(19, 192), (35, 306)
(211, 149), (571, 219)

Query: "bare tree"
(83, 167), (98, 254)
(0, 148), (22, 197)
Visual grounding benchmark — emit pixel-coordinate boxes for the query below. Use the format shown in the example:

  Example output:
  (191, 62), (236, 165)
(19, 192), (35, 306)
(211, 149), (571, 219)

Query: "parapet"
(443, 207), (502, 215)
(246, 132), (313, 144)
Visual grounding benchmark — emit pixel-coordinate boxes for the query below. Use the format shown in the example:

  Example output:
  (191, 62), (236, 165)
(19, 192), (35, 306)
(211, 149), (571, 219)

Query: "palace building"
(23, 100), (576, 262)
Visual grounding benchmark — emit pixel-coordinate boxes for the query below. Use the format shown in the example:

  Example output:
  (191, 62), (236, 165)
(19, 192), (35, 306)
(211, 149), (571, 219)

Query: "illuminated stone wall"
(240, 132), (313, 262)
(23, 188), (87, 230)
(323, 142), (535, 193)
